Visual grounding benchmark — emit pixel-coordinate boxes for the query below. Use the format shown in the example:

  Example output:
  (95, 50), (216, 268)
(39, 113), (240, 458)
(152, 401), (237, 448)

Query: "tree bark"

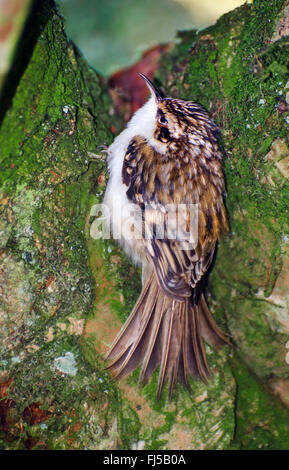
(0, 0), (289, 450)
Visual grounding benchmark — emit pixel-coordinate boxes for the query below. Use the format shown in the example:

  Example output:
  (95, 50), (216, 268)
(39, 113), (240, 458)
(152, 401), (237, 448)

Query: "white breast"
(103, 96), (157, 266)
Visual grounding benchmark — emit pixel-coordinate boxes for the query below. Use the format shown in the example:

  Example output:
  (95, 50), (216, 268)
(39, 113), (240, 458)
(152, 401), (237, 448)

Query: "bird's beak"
(138, 73), (163, 102)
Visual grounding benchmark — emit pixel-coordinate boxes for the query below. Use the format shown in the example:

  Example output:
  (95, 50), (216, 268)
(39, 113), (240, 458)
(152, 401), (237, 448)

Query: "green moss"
(0, 1), (138, 450)
(231, 356), (289, 450)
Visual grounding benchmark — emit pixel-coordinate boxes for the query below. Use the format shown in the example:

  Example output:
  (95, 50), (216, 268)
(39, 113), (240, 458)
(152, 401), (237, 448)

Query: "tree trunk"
(0, 0), (289, 450)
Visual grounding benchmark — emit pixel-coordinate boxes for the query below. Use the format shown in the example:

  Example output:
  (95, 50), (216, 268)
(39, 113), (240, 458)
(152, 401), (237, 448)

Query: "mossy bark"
(0, 0), (289, 450)
(0, 0), (132, 450)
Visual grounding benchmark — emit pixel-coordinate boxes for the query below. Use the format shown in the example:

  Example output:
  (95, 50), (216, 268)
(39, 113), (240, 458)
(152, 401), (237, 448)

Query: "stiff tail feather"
(105, 272), (230, 399)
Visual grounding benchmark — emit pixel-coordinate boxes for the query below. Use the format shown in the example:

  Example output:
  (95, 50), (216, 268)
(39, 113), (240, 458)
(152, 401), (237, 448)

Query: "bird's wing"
(145, 236), (216, 301)
(122, 136), (221, 301)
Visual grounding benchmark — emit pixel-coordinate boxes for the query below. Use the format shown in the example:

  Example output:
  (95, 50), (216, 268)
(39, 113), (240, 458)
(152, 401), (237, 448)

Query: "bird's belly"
(103, 174), (147, 268)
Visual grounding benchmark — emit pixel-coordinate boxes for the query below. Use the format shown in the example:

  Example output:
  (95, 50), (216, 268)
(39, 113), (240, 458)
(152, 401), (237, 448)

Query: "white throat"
(127, 95), (157, 140)
(127, 95), (167, 155)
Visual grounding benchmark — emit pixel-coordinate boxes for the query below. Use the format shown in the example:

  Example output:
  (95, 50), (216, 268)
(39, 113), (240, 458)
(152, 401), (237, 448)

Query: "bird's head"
(130, 73), (218, 155)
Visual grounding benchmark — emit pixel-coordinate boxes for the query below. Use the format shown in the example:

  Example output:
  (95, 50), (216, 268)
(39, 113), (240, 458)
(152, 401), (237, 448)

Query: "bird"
(103, 73), (230, 399)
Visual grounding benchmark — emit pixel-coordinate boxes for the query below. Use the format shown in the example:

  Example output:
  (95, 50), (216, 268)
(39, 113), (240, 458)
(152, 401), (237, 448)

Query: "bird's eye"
(159, 115), (168, 125)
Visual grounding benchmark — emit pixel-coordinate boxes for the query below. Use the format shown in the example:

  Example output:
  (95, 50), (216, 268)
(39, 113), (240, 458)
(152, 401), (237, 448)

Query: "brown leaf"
(0, 376), (13, 398)
(22, 402), (51, 425)
(108, 44), (172, 121)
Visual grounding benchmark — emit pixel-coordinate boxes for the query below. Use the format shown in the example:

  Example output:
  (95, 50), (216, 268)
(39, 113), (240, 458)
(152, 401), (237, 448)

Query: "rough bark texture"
(0, 1), (133, 450)
(0, 0), (289, 450)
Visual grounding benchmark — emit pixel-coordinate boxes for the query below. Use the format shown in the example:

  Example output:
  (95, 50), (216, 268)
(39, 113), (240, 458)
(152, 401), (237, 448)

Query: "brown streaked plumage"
(104, 74), (230, 399)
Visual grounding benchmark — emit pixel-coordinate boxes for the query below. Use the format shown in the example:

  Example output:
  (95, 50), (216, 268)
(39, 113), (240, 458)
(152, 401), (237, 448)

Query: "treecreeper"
(103, 73), (231, 399)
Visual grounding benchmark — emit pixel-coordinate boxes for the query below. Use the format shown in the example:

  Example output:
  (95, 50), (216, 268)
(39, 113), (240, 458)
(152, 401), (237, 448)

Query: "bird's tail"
(105, 272), (230, 399)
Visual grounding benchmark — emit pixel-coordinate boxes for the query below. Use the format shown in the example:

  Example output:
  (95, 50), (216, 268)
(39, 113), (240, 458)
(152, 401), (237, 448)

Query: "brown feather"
(106, 271), (230, 399)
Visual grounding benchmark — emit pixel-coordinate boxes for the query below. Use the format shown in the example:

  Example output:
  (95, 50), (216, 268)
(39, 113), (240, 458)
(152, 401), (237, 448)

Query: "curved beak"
(138, 73), (163, 102)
